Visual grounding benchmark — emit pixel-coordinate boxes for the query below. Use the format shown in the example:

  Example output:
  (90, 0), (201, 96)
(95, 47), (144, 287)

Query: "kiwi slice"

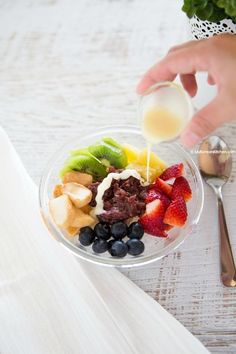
(70, 148), (90, 156)
(60, 153), (107, 181)
(102, 137), (128, 167)
(88, 139), (127, 169)
(102, 137), (123, 149)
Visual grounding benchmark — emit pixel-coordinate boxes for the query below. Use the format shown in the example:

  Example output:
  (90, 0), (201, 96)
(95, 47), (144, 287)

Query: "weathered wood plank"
(0, 1), (235, 352)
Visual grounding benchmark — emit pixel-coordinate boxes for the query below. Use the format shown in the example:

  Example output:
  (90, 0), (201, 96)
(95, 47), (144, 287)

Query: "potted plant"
(182, 0), (236, 39)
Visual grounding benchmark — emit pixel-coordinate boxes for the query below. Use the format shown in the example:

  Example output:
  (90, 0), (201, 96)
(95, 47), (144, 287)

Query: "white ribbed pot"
(187, 15), (236, 109)
(190, 15), (236, 39)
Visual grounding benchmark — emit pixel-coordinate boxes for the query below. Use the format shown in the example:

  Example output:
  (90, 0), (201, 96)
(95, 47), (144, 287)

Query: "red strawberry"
(145, 199), (166, 217)
(165, 224), (173, 231)
(163, 196), (187, 227)
(159, 163), (184, 181)
(139, 199), (169, 237)
(145, 188), (162, 203)
(171, 176), (192, 202)
(145, 188), (171, 208)
(153, 178), (172, 197)
(140, 216), (168, 237)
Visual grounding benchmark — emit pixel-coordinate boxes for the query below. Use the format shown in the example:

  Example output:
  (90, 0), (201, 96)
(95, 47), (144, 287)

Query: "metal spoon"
(198, 136), (236, 287)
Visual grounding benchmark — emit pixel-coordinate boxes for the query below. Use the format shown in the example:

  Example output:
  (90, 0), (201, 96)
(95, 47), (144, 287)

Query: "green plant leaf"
(225, 2), (236, 16)
(196, 3), (214, 20)
(231, 0), (236, 9)
(209, 5), (228, 20)
(193, 0), (208, 8)
(182, 1), (197, 18)
(217, 0), (236, 14)
(216, 0), (227, 7)
(182, 0), (235, 22)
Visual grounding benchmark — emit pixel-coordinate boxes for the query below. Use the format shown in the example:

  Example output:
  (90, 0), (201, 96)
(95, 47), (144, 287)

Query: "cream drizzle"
(94, 169), (142, 216)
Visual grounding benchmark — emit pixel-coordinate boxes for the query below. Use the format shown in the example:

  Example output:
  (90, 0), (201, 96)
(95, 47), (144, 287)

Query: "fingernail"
(136, 82), (144, 94)
(181, 131), (201, 148)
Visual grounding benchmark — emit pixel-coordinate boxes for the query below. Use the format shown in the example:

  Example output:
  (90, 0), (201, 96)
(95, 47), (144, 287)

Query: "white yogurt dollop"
(94, 169), (142, 216)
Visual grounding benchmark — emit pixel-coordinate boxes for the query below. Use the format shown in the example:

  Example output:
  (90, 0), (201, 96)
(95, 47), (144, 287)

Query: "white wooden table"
(0, 1), (235, 353)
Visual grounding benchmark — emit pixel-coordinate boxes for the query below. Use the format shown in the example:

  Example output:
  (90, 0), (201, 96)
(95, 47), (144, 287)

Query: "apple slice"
(62, 182), (92, 208)
(49, 194), (75, 228)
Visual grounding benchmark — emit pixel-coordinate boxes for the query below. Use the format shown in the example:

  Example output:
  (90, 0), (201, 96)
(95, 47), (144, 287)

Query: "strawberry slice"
(145, 188), (171, 207)
(139, 199), (169, 237)
(145, 188), (161, 203)
(140, 216), (168, 237)
(165, 224), (173, 231)
(159, 163), (184, 181)
(153, 178), (172, 197)
(163, 196), (187, 227)
(171, 176), (192, 202)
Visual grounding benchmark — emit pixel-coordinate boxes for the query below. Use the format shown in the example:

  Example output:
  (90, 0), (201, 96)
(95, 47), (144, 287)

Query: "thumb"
(180, 95), (232, 148)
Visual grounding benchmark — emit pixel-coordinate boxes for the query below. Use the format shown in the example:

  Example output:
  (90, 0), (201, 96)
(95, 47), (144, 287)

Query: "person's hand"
(137, 34), (236, 147)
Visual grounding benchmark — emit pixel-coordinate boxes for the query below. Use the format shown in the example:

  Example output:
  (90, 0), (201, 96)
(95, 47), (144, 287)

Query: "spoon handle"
(217, 189), (236, 287)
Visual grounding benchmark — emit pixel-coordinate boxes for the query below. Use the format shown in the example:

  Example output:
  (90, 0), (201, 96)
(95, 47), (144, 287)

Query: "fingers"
(136, 73), (159, 95)
(168, 39), (202, 53)
(180, 94), (231, 147)
(207, 74), (215, 85)
(137, 43), (208, 94)
(180, 74), (198, 97)
(170, 41), (200, 97)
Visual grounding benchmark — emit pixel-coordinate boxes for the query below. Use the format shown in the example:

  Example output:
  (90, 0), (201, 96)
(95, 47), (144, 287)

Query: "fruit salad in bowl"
(39, 125), (204, 267)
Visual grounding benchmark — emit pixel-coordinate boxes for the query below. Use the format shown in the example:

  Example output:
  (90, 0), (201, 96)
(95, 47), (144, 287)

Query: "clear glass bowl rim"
(39, 124), (204, 268)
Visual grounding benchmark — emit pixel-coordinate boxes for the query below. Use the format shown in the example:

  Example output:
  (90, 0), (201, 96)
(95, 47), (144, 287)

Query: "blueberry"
(126, 239), (145, 256)
(92, 239), (108, 253)
(107, 239), (115, 253)
(127, 222), (144, 239)
(111, 221), (128, 239)
(110, 240), (128, 258)
(79, 227), (95, 246)
(94, 223), (110, 240)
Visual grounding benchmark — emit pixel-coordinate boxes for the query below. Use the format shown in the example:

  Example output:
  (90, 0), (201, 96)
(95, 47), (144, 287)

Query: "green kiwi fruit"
(88, 139), (127, 169)
(60, 152), (107, 181)
(70, 148), (90, 156)
(102, 137), (122, 149)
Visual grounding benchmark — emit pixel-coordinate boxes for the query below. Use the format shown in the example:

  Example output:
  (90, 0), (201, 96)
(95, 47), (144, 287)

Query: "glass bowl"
(39, 125), (204, 268)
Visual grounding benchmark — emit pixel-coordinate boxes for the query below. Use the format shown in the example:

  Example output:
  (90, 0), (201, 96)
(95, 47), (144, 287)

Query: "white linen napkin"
(0, 127), (209, 354)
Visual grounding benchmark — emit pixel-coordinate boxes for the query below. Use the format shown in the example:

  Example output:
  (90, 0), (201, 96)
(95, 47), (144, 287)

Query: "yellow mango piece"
(139, 167), (160, 183)
(122, 143), (140, 164)
(127, 164), (160, 183)
(137, 148), (167, 171)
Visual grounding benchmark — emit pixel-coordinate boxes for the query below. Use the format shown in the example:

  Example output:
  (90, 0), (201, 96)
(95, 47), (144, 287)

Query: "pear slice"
(62, 171), (93, 186)
(65, 226), (80, 237)
(62, 182), (92, 208)
(70, 209), (95, 228)
(53, 184), (63, 198)
(80, 204), (93, 214)
(49, 195), (75, 228)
